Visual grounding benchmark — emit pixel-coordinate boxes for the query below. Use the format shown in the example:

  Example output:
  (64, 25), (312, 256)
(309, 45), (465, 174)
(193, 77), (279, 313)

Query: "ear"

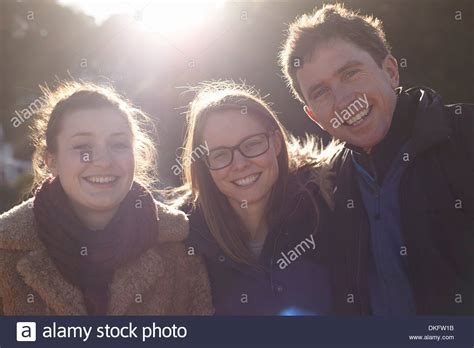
(44, 151), (58, 176)
(382, 54), (400, 89)
(304, 105), (320, 124)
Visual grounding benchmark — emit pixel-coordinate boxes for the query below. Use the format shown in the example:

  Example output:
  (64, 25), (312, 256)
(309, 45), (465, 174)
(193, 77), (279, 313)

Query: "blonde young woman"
(0, 82), (213, 315)
(172, 81), (340, 315)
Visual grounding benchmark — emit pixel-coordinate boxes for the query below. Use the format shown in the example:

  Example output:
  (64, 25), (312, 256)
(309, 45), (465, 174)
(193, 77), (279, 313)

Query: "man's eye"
(312, 88), (328, 100)
(342, 69), (359, 80)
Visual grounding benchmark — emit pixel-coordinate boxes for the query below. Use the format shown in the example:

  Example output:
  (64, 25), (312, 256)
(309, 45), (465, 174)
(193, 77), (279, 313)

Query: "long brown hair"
(170, 81), (341, 266)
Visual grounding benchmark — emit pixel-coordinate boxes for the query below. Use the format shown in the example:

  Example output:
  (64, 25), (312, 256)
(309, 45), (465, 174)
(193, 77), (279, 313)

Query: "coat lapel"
(16, 248), (88, 315)
(107, 247), (165, 315)
(3, 198), (185, 315)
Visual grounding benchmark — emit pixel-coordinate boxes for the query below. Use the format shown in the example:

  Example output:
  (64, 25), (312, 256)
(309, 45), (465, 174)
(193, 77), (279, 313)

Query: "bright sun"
(58, 0), (227, 34)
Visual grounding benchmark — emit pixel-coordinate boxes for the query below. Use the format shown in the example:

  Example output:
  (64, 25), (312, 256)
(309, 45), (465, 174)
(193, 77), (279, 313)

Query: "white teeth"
(233, 173), (260, 187)
(85, 176), (118, 184)
(345, 107), (370, 126)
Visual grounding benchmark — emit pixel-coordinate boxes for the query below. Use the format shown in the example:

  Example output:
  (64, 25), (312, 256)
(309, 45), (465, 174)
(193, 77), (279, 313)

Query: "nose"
(231, 149), (250, 171)
(91, 147), (113, 167)
(333, 84), (356, 112)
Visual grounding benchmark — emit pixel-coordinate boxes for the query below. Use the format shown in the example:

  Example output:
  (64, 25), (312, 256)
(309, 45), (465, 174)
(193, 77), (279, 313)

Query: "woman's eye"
(112, 142), (130, 150)
(246, 140), (261, 147)
(211, 152), (226, 160)
(210, 149), (230, 161)
(73, 144), (92, 150)
(244, 140), (264, 150)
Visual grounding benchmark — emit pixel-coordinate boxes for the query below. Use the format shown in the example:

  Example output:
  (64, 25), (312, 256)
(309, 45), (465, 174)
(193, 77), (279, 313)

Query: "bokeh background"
(1, 0), (473, 213)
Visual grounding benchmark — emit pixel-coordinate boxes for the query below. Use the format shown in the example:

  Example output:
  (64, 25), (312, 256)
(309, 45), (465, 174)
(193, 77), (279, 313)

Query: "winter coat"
(0, 199), (214, 315)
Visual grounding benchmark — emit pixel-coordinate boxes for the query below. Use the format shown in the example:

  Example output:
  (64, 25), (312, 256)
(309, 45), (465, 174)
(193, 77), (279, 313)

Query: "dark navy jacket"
(329, 87), (474, 315)
(185, 169), (333, 315)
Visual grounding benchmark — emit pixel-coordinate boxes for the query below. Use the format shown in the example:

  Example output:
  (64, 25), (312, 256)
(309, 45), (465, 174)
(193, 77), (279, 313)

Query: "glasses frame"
(204, 131), (273, 170)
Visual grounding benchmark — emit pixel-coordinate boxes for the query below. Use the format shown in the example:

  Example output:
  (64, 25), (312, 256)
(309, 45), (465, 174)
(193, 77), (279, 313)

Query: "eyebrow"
(306, 59), (364, 98)
(110, 132), (129, 137)
(71, 132), (129, 138)
(207, 132), (267, 152)
(71, 132), (93, 138)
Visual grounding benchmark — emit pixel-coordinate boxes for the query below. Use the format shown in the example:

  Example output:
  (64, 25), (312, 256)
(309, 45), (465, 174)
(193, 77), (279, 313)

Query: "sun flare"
(58, 0), (228, 34)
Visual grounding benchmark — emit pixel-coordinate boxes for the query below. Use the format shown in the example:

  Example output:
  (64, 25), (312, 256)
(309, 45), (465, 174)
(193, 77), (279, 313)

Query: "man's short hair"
(279, 3), (392, 104)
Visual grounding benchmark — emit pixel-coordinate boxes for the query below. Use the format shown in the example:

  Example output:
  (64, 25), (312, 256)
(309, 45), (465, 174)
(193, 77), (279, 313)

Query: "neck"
(229, 196), (269, 243)
(70, 202), (119, 230)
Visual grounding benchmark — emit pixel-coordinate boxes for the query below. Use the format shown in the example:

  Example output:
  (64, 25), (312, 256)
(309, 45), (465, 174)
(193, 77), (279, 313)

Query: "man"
(279, 3), (473, 315)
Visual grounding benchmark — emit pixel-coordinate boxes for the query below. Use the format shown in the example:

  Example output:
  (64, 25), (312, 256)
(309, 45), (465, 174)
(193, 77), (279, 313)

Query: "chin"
(236, 191), (269, 206)
(82, 195), (122, 211)
(348, 131), (386, 150)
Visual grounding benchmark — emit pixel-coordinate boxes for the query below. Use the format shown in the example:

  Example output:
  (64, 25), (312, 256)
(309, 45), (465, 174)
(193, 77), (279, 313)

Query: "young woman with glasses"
(169, 81), (341, 315)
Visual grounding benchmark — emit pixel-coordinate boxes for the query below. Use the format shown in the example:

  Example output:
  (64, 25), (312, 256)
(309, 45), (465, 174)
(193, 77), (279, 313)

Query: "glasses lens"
(207, 148), (232, 169)
(240, 134), (269, 157)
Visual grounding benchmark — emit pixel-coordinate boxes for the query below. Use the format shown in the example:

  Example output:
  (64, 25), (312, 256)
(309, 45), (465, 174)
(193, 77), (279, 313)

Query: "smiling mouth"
(83, 175), (119, 185)
(232, 173), (262, 187)
(344, 105), (373, 127)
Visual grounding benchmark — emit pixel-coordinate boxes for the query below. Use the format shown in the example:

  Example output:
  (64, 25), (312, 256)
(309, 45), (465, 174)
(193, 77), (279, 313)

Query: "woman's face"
(201, 109), (282, 209)
(46, 107), (135, 215)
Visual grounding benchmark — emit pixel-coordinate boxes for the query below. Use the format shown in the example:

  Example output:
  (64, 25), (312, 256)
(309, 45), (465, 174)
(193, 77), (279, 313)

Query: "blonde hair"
(29, 81), (158, 194)
(169, 80), (342, 266)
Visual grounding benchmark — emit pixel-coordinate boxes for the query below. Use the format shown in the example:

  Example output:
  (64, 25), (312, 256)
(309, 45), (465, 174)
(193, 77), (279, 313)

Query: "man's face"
(296, 38), (399, 151)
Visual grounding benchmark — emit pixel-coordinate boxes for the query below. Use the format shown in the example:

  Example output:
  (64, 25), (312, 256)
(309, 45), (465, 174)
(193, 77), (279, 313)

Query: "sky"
(57, 0), (228, 33)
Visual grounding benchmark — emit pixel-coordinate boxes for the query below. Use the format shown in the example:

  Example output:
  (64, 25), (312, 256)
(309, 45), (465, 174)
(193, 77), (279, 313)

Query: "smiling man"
(279, 4), (474, 315)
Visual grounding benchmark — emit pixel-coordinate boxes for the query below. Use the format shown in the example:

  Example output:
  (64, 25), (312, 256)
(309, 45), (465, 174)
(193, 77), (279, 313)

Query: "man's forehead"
(296, 40), (373, 84)
(306, 39), (368, 69)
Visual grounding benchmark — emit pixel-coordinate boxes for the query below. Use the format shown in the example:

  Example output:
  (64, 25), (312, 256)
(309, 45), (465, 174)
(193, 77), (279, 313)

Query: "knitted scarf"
(33, 177), (158, 315)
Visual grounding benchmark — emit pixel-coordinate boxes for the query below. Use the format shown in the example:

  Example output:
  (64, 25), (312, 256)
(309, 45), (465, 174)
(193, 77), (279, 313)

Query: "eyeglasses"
(204, 132), (272, 170)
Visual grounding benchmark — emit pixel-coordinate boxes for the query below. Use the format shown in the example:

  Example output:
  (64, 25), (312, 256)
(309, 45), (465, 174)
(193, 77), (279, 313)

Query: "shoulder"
(444, 102), (474, 160)
(291, 155), (339, 211)
(0, 198), (41, 251)
(444, 102), (474, 116)
(154, 240), (208, 284)
(407, 87), (473, 150)
(154, 200), (189, 243)
(183, 205), (221, 259)
(152, 240), (214, 315)
(443, 101), (474, 133)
